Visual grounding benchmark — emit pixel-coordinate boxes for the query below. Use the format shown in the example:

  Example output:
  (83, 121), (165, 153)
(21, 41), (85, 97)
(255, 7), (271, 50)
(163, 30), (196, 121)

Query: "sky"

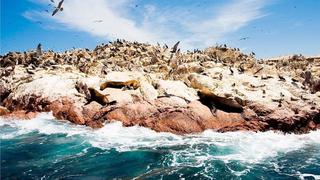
(1, 0), (319, 58)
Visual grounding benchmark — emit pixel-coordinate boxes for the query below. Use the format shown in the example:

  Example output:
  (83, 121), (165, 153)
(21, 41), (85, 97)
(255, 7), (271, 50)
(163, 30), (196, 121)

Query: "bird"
(291, 78), (299, 83)
(171, 41), (180, 53)
(37, 43), (42, 56)
(239, 37), (249, 41)
(52, 0), (64, 16)
(229, 66), (234, 75)
(278, 75), (286, 82)
(50, 0), (55, 3)
(93, 20), (103, 23)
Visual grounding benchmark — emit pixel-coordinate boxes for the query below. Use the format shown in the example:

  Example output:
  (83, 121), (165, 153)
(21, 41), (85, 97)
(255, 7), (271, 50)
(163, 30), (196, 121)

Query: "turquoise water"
(1, 113), (320, 179)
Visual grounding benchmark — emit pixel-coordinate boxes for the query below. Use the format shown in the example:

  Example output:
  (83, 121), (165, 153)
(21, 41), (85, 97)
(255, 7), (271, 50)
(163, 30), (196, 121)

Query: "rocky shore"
(1, 40), (319, 134)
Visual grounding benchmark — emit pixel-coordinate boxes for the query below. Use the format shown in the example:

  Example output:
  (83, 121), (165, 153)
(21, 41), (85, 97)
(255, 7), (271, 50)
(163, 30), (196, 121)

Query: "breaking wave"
(1, 113), (320, 179)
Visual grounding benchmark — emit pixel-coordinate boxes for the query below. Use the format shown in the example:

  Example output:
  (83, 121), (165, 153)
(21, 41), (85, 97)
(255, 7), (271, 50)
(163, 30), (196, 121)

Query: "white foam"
(0, 113), (89, 139)
(298, 173), (320, 180)
(1, 113), (320, 166)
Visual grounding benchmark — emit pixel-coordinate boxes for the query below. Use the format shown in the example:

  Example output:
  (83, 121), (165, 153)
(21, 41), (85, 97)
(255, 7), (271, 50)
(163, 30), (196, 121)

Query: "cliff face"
(1, 40), (319, 134)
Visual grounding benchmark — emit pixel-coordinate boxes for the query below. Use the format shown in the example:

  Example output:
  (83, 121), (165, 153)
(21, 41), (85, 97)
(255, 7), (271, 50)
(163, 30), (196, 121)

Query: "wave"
(1, 112), (320, 166)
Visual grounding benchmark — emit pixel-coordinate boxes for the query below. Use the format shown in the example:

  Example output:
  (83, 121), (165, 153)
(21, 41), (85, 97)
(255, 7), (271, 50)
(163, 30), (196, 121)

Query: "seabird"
(52, 0), (64, 16)
(239, 37), (249, 41)
(278, 75), (286, 81)
(171, 41), (180, 53)
(93, 20), (103, 23)
(229, 66), (234, 75)
(37, 43), (42, 56)
(291, 78), (299, 83)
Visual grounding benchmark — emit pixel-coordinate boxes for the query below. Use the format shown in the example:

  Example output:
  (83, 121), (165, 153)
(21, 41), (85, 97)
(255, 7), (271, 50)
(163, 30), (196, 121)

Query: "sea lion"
(75, 81), (91, 100)
(88, 87), (110, 106)
(197, 88), (244, 114)
(100, 80), (140, 91)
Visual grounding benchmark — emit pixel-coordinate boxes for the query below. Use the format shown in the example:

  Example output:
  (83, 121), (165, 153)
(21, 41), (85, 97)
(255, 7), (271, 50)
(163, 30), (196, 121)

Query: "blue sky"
(1, 0), (319, 58)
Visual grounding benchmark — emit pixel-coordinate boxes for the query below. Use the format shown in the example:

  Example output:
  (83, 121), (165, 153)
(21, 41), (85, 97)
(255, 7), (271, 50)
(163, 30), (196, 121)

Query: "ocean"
(1, 113), (320, 179)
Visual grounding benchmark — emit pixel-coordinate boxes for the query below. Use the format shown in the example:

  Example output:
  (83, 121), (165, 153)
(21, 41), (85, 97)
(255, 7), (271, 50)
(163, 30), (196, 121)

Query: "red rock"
(3, 110), (38, 120)
(50, 99), (85, 125)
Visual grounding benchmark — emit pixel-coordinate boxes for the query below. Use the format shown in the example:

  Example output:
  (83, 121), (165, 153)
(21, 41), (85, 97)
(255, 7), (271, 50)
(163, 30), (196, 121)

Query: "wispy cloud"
(24, 0), (270, 49)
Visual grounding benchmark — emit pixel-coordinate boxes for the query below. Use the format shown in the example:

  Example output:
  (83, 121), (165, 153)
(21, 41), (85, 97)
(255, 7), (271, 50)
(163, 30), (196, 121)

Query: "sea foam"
(1, 112), (319, 166)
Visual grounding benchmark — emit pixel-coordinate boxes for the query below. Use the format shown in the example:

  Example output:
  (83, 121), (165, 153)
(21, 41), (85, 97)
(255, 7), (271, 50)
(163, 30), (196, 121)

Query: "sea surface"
(1, 113), (320, 179)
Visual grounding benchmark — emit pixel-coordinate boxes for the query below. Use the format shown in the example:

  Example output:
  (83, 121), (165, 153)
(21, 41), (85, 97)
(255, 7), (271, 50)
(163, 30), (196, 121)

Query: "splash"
(1, 113), (320, 166)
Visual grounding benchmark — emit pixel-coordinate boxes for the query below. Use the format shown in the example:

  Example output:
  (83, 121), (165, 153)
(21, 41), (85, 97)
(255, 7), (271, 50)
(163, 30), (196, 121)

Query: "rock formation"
(1, 40), (319, 134)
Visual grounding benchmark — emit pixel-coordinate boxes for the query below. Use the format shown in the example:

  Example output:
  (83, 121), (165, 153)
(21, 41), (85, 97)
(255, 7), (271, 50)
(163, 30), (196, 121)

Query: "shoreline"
(1, 40), (319, 134)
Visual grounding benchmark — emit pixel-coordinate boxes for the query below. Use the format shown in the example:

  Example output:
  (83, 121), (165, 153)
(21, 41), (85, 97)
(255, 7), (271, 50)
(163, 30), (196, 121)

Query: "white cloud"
(25, 0), (269, 49)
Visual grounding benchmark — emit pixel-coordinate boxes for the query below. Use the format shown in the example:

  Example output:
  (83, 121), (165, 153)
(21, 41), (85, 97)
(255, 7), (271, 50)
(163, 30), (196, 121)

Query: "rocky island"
(1, 40), (319, 134)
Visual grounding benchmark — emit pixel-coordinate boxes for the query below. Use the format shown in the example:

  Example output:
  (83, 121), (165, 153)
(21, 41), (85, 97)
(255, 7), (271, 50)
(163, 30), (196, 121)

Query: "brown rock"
(3, 110), (38, 119)
(0, 106), (10, 116)
(50, 99), (85, 125)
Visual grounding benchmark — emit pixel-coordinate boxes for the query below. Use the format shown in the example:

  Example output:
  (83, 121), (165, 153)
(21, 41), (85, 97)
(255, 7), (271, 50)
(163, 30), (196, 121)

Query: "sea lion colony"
(0, 40), (319, 134)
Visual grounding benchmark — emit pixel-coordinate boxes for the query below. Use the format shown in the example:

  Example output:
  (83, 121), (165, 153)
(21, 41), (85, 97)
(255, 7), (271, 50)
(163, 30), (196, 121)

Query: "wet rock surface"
(1, 40), (319, 134)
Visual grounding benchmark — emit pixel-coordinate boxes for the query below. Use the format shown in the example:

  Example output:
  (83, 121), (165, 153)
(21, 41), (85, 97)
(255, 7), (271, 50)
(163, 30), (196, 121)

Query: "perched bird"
(52, 0), (64, 16)
(238, 63), (245, 74)
(278, 75), (286, 81)
(291, 78), (299, 83)
(229, 66), (234, 75)
(171, 41), (180, 53)
(37, 43), (42, 56)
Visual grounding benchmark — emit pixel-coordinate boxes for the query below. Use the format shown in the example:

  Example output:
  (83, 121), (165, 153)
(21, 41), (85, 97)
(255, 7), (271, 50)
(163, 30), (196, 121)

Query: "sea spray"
(1, 113), (320, 179)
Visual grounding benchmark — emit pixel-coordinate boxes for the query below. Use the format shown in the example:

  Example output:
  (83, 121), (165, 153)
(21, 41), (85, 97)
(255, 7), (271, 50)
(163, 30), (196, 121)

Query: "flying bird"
(239, 37), (250, 41)
(52, 0), (64, 16)
(50, 0), (55, 3)
(93, 20), (103, 23)
(171, 41), (180, 53)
